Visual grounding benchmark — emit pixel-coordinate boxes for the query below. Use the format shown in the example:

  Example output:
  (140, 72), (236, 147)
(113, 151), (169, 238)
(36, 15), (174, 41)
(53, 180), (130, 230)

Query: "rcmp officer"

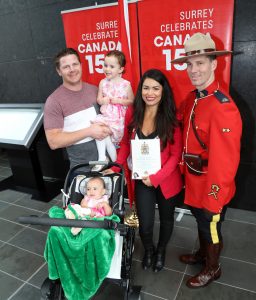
(171, 33), (242, 288)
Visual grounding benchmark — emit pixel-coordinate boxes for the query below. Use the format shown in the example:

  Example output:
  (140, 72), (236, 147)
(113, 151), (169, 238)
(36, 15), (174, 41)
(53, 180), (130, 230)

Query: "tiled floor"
(0, 149), (256, 300)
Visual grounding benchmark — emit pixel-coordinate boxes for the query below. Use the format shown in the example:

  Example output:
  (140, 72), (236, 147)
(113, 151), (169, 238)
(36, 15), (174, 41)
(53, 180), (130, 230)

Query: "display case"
(0, 103), (56, 200)
(0, 103), (44, 149)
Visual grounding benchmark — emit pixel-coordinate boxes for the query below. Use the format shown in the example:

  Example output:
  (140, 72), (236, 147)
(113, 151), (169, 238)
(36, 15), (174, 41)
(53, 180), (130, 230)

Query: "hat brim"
(170, 50), (232, 64)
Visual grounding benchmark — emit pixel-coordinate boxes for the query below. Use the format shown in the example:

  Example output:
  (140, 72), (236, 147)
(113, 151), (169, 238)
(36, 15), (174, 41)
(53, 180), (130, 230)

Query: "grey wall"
(0, 0), (115, 103)
(0, 0), (255, 210)
(229, 1), (256, 210)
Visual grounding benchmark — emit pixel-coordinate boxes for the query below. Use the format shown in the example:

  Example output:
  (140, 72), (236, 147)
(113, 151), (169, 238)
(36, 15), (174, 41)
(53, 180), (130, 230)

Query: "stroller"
(18, 161), (141, 300)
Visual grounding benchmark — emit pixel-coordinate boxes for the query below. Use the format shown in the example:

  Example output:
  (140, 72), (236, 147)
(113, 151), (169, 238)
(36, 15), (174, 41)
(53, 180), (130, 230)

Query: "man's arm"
(45, 123), (112, 150)
(202, 102), (242, 213)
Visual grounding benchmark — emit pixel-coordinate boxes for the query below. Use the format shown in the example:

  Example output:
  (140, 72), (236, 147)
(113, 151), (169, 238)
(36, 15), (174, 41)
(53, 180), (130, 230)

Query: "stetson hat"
(171, 32), (232, 64)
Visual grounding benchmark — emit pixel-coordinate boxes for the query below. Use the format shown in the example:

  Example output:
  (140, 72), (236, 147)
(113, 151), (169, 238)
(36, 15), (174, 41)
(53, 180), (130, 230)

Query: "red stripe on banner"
(118, 0), (135, 206)
(118, 0), (135, 91)
(61, 3), (140, 92)
(61, 1), (234, 105)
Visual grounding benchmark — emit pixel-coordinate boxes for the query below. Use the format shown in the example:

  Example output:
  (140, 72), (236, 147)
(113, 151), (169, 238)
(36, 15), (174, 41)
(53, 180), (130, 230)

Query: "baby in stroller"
(43, 171), (121, 300)
(18, 162), (141, 300)
(65, 176), (112, 235)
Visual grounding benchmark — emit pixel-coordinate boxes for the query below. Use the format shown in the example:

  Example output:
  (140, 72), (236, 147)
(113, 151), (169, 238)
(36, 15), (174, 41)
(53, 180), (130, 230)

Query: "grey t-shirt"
(44, 82), (99, 170)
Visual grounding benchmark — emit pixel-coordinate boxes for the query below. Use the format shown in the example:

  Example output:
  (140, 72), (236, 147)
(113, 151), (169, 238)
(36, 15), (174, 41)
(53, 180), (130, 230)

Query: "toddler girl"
(92, 50), (134, 171)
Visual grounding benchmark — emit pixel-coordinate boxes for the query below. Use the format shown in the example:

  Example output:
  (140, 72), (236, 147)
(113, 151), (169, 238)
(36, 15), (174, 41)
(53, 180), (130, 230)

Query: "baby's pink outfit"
(94, 78), (130, 144)
(83, 194), (109, 217)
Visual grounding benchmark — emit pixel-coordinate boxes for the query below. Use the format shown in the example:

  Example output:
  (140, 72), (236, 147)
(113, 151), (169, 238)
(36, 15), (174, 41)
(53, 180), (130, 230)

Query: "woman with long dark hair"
(106, 69), (183, 272)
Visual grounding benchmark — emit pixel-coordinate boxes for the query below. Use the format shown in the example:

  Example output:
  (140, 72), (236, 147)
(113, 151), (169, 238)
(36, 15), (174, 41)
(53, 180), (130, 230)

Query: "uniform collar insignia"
(195, 89), (208, 99)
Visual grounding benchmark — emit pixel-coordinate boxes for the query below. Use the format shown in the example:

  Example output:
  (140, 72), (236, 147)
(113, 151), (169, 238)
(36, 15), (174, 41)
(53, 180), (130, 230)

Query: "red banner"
(62, 0), (234, 105)
(137, 0), (234, 105)
(118, 0), (134, 89)
(61, 2), (140, 90)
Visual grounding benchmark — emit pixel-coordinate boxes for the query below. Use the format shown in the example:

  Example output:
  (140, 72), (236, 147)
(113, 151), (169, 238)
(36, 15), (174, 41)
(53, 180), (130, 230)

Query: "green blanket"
(44, 206), (119, 300)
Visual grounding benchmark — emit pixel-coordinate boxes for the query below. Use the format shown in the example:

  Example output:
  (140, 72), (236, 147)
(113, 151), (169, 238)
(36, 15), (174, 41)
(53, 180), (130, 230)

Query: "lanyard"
(185, 93), (214, 154)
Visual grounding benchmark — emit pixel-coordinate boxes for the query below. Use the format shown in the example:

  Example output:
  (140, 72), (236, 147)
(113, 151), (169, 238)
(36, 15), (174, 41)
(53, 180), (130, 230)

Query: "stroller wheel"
(41, 278), (53, 299)
(126, 285), (141, 300)
(41, 278), (64, 300)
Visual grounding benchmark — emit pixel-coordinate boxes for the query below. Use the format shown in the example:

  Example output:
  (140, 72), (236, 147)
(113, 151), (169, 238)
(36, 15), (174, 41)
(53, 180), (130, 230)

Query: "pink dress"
(95, 78), (130, 144)
(83, 194), (109, 217)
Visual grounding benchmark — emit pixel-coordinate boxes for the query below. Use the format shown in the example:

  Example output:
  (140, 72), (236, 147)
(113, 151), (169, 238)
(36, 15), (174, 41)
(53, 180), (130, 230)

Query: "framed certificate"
(131, 139), (161, 179)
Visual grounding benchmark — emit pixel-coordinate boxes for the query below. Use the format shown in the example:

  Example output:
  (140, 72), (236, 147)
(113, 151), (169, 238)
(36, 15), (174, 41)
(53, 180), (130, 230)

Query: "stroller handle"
(17, 215), (124, 230)
(67, 161), (124, 174)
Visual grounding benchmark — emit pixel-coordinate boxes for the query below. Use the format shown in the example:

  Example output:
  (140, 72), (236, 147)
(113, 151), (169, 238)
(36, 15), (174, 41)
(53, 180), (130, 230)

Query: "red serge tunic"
(113, 106), (183, 201)
(182, 81), (242, 213)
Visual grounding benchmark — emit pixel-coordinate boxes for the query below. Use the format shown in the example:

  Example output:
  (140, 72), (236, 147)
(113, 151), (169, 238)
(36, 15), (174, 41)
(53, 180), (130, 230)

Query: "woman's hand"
(102, 168), (114, 175)
(142, 174), (153, 187)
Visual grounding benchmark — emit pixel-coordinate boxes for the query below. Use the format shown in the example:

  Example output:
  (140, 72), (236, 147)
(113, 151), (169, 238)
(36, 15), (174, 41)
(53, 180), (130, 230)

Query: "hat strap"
(186, 48), (215, 56)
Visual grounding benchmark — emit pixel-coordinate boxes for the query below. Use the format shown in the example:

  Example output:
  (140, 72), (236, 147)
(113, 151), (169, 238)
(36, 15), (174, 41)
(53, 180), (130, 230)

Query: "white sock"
(95, 139), (107, 161)
(105, 136), (117, 162)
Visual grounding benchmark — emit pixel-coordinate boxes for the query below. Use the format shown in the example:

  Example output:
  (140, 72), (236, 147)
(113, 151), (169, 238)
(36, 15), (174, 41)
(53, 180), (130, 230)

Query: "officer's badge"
(208, 184), (220, 199)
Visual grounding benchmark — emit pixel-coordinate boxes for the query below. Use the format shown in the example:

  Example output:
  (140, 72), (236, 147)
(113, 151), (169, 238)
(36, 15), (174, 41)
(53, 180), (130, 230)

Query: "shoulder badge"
(213, 90), (230, 104)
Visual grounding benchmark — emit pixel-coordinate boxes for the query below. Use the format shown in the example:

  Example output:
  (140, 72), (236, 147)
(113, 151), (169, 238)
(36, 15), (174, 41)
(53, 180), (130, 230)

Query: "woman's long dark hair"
(128, 69), (178, 149)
